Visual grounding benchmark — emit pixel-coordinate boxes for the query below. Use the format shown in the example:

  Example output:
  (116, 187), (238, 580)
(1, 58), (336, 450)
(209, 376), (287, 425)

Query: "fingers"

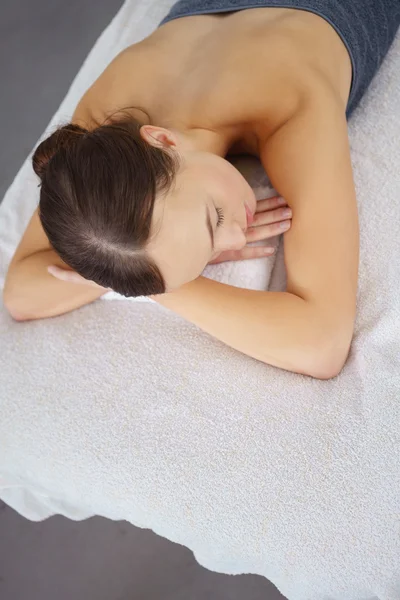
(211, 246), (275, 263)
(47, 265), (97, 286)
(246, 218), (291, 242)
(248, 195), (292, 241)
(236, 246), (276, 260)
(255, 195), (287, 213)
(47, 265), (73, 281)
(254, 205), (292, 227)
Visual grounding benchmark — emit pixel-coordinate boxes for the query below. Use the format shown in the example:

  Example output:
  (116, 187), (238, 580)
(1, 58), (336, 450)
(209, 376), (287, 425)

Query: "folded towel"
(1, 2), (400, 599)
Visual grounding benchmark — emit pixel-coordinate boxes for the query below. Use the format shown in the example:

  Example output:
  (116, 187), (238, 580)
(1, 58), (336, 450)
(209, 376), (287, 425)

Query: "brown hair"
(32, 111), (179, 296)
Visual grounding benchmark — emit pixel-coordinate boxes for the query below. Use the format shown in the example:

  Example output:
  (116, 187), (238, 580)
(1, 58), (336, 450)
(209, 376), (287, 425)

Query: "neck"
(128, 104), (237, 157)
(183, 126), (237, 157)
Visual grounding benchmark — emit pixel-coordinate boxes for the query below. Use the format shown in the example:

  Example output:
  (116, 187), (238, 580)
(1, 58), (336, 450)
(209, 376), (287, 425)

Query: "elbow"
(4, 303), (32, 323)
(307, 356), (346, 380)
(7, 311), (33, 323)
(303, 332), (353, 380)
(3, 289), (35, 322)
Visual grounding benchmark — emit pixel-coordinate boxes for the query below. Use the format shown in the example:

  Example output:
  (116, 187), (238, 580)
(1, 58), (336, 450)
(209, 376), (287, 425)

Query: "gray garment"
(158, 0), (400, 119)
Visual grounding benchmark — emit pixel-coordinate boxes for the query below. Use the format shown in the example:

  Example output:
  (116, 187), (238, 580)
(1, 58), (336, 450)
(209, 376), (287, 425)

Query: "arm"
(3, 209), (107, 321)
(3, 101), (109, 321)
(153, 85), (359, 379)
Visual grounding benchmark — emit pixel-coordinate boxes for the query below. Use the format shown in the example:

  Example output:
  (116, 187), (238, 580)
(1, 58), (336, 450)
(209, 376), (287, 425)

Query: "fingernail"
(263, 247), (275, 254)
(282, 208), (292, 217)
(280, 220), (291, 230)
(277, 197), (286, 205)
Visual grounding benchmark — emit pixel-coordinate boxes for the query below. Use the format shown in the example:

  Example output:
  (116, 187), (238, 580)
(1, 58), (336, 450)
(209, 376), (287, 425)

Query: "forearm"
(153, 276), (345, 378)
(3, 250), (106, 321)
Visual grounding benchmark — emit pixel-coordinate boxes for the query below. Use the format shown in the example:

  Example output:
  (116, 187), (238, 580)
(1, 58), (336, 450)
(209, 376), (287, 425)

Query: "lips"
(245, 203), (254, 227)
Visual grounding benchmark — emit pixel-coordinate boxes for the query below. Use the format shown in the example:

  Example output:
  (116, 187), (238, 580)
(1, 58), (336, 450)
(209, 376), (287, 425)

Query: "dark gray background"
(0, 1), (285, 598)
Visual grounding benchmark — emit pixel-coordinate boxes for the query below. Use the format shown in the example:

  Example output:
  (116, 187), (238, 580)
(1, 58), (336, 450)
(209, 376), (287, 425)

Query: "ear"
(140, 125), (178, 149)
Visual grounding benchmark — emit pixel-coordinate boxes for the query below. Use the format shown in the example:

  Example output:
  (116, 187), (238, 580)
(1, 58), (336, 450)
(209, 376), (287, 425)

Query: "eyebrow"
(205, 203), (215, 250)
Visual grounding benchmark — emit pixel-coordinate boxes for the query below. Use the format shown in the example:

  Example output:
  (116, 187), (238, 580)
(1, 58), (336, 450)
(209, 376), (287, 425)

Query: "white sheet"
(1, 2), (400, 599)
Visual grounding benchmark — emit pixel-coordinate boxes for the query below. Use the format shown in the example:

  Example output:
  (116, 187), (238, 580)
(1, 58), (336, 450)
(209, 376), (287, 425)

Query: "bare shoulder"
(255, 63), (347, 148)
(71, 45), (146, 130)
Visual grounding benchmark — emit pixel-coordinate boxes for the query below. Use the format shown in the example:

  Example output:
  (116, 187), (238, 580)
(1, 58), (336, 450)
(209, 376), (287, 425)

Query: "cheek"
(221, 172), (247, 208)
(179, 227), (212, 281)
(219, 162), (249, 199)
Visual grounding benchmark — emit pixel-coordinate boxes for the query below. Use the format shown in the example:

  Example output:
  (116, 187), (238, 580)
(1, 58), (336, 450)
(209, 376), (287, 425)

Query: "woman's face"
(147, 150), (257, 291)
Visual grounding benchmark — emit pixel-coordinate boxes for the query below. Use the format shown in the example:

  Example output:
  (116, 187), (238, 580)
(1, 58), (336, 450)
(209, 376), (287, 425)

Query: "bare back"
(5, 5), (359, 374)
(75, 7), (352, 153)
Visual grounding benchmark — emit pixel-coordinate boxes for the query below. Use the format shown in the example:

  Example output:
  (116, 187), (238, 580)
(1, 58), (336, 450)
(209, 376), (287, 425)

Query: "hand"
(47, 265), (111, 291)
(208, 195), (291, 265)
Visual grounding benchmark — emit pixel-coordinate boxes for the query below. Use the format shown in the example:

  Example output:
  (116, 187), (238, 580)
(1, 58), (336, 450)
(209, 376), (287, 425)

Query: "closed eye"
(216, 207), (225, 227)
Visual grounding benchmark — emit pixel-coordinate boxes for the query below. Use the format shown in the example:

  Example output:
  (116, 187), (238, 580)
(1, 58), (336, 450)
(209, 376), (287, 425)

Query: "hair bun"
(32, 123), (88, 180)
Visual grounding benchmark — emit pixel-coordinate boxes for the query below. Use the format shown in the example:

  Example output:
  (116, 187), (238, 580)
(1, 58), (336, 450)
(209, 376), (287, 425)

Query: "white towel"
(1, 2), (400, 599)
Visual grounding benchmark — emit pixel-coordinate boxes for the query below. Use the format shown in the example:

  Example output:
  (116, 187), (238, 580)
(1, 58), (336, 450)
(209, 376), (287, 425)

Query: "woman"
(4, 1), (400, 378)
